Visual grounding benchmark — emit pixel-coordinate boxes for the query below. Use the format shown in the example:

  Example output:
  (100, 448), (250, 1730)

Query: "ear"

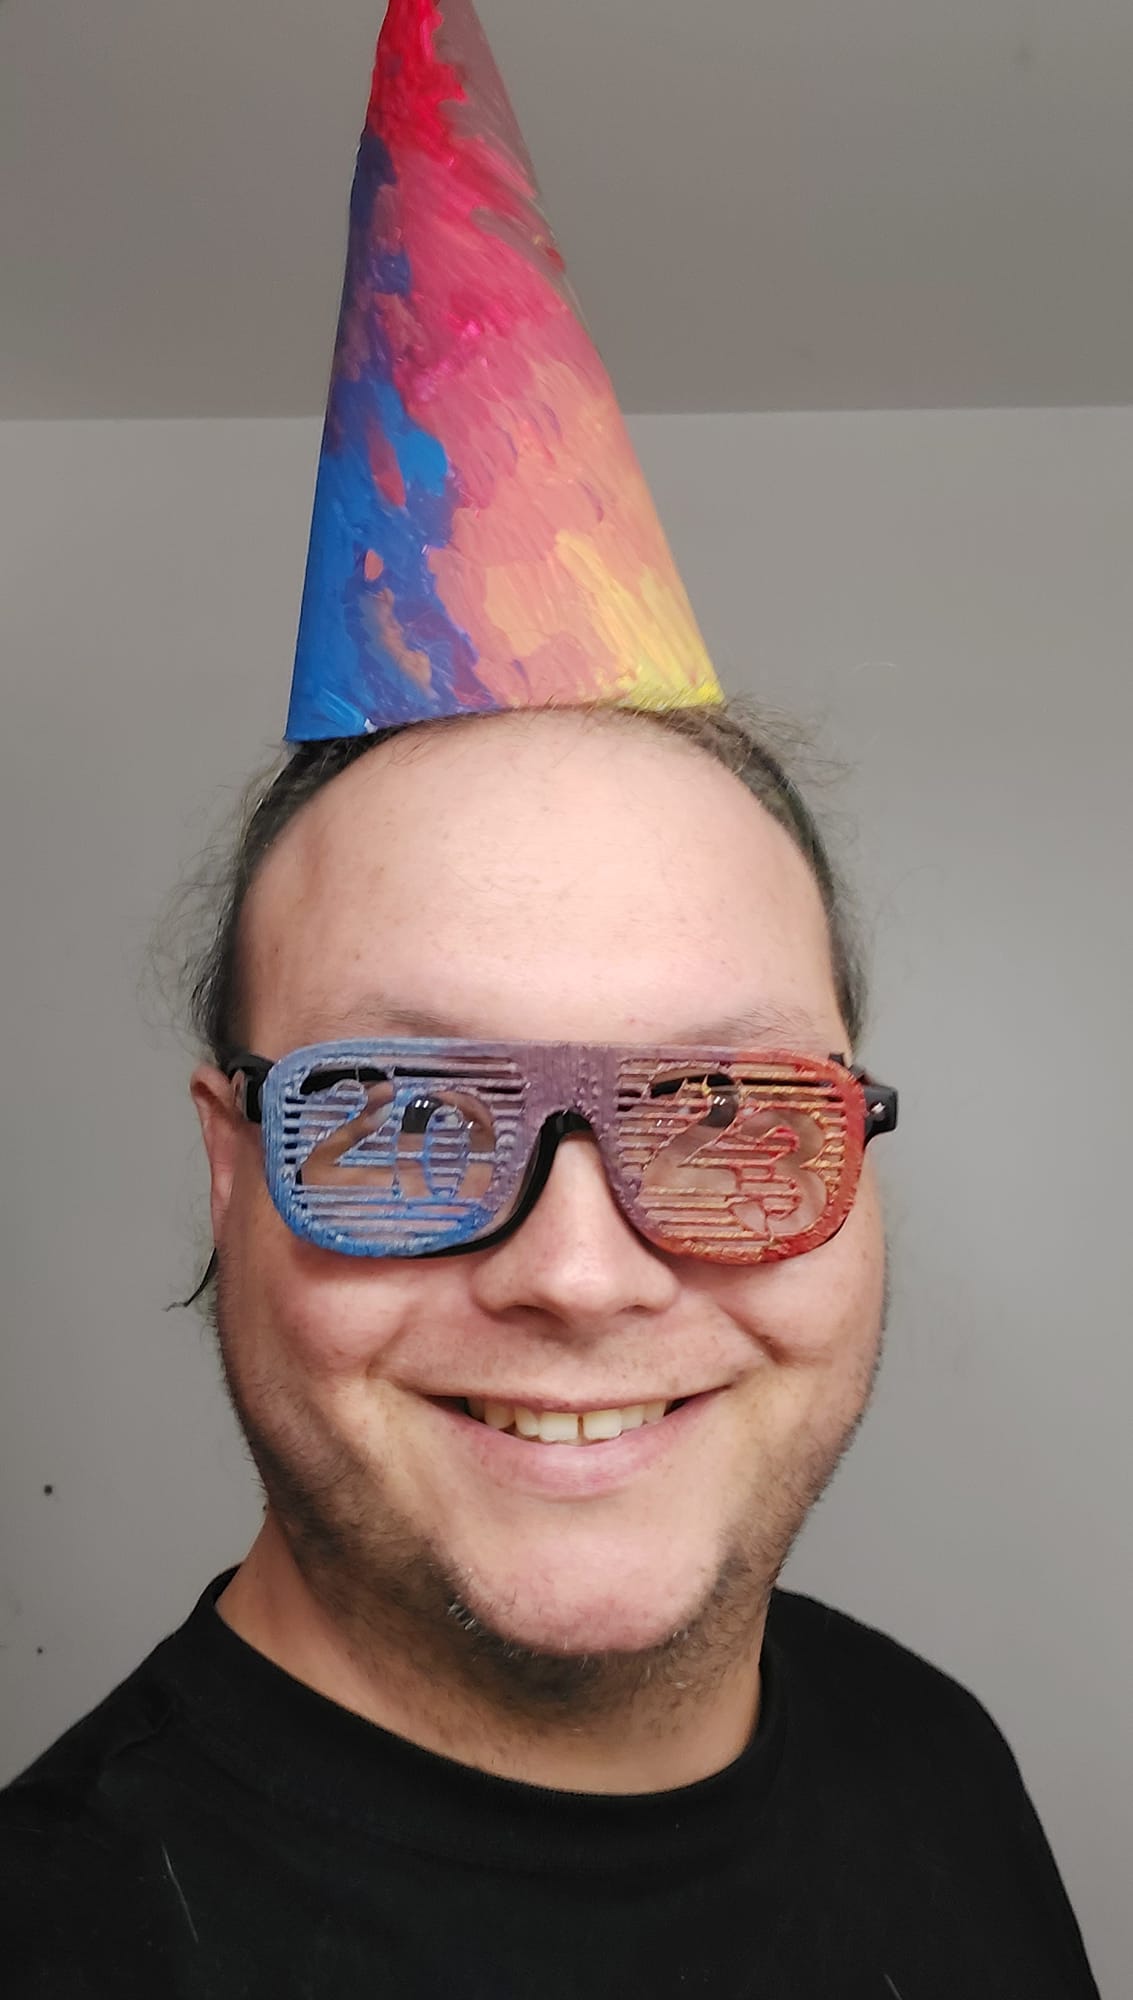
(190, 1064), (246, 1248)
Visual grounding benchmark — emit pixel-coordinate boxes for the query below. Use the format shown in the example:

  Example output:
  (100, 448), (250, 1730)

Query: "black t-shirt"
(0, 1568), (1100, 1998)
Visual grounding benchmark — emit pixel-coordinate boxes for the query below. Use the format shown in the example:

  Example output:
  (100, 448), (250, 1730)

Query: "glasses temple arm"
(220, 1052), (272, 1125)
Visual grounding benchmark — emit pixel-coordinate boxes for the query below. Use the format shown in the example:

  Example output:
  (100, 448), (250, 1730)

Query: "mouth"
(425, 1390), (720, 1498)
(452, 1396), (689, 1445)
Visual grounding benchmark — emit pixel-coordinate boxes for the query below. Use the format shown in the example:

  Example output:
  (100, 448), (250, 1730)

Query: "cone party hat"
(286, 0), (722, 741)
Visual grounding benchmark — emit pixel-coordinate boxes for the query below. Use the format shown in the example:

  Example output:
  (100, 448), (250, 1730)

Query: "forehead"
(240, 715), (844, 1052)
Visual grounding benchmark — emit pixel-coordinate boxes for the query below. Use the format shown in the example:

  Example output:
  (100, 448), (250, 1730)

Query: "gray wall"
(1, 411), (1128, 1992)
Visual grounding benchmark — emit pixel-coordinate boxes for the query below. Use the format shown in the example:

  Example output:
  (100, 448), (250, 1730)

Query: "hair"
(168, 700), (866, 1302)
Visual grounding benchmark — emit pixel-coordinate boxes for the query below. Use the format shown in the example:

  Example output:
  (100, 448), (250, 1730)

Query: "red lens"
(610, 1053), (865, 1263)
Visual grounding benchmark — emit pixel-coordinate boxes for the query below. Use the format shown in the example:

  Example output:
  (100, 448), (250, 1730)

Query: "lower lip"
(427, 1393), (719, 1499)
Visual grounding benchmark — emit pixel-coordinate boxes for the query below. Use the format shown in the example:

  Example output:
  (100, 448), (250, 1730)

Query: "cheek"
(221, 1156), (416, 1383)
(708, 1161), (886, 1372)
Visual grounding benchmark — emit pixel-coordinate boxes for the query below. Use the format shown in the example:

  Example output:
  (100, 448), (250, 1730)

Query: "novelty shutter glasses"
(225, 1040), (898, 1265)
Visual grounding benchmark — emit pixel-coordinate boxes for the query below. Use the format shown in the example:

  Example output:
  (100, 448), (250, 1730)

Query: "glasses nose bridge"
(539, 1042), (616, 1131)
(540, 1107), (595, 1147)
(525, 1043), (619, 1183)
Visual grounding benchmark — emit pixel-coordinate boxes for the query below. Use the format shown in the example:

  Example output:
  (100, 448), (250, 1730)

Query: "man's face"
(196, 714), (885, 1669)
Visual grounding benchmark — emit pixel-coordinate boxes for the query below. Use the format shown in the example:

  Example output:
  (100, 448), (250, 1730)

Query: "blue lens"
(263, 1043), (528, 1257)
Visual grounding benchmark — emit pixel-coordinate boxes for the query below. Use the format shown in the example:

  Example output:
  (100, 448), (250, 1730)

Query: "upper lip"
(429, 1388), (721, 1411)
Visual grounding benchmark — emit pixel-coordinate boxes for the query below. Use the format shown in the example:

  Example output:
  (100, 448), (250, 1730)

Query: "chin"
(455, 1552), (722, 1661)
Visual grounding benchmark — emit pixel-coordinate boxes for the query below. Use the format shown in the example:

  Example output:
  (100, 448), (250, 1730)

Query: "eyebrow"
(288, 994), (835, 1052)
(663, 1005), (836, 1052)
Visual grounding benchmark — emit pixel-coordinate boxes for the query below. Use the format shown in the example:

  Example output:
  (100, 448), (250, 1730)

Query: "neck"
(217, 1514), (766, 1795)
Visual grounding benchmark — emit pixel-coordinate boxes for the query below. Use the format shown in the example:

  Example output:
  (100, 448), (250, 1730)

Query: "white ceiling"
(3, 0), (1133, 418)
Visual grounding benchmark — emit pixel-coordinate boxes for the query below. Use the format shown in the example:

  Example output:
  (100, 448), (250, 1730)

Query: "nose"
(467, 1128), (680, 1329)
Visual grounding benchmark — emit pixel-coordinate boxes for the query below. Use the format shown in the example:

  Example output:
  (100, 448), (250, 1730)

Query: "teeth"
(464, 1398), (676, 1443)
(581, 1408), (624, 1441)
(537, 1411), (582, 1445)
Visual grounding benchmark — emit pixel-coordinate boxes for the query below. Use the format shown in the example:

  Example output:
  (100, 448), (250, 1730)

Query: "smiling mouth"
(458, 1397), (687, 1444)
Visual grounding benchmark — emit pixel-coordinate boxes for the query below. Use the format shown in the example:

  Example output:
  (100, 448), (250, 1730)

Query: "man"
(1, 2), (1100, 1994)
(0, 706), (1102, 1999)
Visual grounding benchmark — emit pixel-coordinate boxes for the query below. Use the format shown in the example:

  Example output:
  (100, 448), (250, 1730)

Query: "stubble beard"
(213, 1269), (884, 1735)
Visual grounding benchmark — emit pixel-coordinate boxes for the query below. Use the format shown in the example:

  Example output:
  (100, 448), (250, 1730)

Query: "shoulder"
(765, 1590), (1101, 1994)
(0, 1573), (233, 1835)
(768, 1582), (995, 1713)
(0, 1655), (182, 1985)
(2, 1659), (176, 1826)
(766, 1584), (1023, 1778)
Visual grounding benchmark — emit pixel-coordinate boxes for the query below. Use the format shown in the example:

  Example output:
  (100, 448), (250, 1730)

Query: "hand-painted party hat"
(286, 0), (722, 741)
